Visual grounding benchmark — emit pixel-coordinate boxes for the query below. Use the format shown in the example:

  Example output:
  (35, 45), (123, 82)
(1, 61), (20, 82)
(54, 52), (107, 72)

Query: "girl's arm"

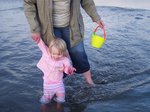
(32, 35), (48, 54)
(63, 58), (76, 75)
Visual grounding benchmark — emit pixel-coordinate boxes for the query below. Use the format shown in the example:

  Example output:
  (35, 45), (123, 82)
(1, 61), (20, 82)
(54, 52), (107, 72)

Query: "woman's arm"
(24, 0), (40, 33)
(81, 0), (104, 29)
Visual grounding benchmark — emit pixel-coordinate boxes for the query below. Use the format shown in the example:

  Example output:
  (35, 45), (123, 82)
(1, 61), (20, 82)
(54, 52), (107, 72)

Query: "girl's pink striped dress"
(36, 38), (72, 104)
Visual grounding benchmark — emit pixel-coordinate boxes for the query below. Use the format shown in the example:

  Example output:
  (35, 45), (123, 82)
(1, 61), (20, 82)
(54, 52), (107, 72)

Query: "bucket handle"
(93, 25), (106, 41)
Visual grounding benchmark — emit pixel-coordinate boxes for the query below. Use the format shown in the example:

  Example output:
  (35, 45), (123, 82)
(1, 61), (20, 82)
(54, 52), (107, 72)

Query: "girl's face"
(50, 46), (63, 60)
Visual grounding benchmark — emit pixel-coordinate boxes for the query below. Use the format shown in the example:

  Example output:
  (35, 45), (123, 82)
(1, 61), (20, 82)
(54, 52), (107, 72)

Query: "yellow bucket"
(91, 25), (106, 48)
(92, 33), (105, 48)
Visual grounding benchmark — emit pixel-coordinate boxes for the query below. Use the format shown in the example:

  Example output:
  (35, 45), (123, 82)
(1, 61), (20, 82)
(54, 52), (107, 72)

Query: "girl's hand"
(31, 32), (41, 44)
(68, 66), (76, 75)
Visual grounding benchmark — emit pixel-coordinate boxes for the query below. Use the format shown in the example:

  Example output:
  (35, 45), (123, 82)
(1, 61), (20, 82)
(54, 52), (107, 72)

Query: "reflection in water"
(40, 102), (64, 112)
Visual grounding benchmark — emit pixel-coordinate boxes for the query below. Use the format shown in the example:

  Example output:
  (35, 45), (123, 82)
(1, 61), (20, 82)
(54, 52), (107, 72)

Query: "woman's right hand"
(31, 32), (41, 44)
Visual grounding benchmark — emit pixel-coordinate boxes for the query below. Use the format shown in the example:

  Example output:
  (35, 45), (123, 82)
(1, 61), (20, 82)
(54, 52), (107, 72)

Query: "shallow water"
(0, 0), (150, 112)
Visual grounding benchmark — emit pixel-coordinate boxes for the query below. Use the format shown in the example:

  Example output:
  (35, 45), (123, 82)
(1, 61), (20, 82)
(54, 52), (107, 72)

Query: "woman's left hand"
(96, 19), (104, 29)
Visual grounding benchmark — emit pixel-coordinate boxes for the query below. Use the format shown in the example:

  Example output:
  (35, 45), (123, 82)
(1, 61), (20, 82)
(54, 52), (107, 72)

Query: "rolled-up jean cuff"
(75, 67), (90, 74)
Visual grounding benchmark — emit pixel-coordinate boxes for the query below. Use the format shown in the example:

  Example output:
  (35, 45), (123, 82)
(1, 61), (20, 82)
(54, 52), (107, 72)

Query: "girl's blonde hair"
(49, 38), (67, 55)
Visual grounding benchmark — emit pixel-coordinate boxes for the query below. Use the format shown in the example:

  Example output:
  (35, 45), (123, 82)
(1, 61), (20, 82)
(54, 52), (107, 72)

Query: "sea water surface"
(0, 0), (150, 112)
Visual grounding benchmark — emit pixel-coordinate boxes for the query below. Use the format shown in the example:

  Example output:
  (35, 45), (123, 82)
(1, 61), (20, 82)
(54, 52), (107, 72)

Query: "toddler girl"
(32, 36), (76, 104)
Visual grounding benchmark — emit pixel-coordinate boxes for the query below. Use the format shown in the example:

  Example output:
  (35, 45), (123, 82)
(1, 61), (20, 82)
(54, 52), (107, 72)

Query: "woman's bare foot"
(83, 70), (95, 87)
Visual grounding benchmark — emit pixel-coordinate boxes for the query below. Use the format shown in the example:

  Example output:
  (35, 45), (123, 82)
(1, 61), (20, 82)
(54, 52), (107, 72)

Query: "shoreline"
(94, 0), (150, 10)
